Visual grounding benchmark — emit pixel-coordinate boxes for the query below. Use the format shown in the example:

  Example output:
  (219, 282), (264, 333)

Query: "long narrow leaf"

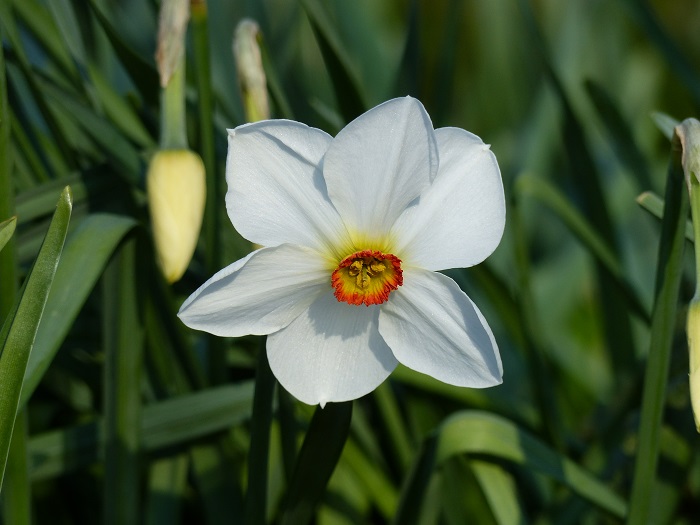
(627, 120), (691, 524)
(393, 410), (627, 524)
(0, 187), (72, 489)
(0, 217), (16, 253)
(20, 213), (136, 406)
(280, 402), (353, 525)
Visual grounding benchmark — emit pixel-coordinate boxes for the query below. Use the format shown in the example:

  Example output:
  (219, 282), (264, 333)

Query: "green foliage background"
(1, 0), (700, 523)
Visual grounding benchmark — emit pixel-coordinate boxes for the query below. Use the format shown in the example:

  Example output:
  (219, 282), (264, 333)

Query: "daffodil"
(179, 97), (505, 406)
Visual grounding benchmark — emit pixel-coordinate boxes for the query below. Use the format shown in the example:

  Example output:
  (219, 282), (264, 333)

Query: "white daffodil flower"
(179, 96), (506, 407)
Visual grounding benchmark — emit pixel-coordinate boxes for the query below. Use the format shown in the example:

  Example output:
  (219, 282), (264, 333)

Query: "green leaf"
(636, 190), (694, 241)
(516, 174), (649, 322)
(585, 80), (654, 191)
(29, 382), (255, 481)
(0, 187), (72, 490)
(280, 402), (353, 525)
(20, 213), (137, 407)
(393, 411), (627, 524)
(651, 112), (680, 141)
(0, 216), (16, 253)
(470, 459), (524, 525)
(301, 0), (367, 124)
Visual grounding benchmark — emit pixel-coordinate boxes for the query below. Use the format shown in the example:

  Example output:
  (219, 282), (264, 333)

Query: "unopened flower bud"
(156, 0), (190, 88)
(233, 19), (269, 122)
(147, 150), (206, 283)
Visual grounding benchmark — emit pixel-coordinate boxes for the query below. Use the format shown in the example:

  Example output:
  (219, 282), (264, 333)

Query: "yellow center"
(331, 250), (403, 306)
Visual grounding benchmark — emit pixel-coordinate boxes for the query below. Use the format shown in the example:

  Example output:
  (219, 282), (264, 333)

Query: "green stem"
(160, 55), (188, 150)
(691, 182), (700, 297)
(627, 134), (688, 525)
(244, 340), (275, 525)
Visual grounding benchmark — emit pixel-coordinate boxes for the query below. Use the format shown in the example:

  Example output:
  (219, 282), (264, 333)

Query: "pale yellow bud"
(233, 19), (270, 123)
(147, 150), (206, 283)
(688, 301), (700, 432)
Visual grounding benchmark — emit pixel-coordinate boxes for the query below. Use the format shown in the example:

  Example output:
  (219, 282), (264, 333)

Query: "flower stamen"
(332, 250), (403, 306)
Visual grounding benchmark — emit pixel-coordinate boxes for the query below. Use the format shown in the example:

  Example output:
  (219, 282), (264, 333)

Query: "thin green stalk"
(191, 0), (219, 277)
(244, 340), (275, 525)
(103, 237), (143, 525)
(160, 57), (187, 150)
(627, 130), (688, 524)
(191, 0), (226, 384)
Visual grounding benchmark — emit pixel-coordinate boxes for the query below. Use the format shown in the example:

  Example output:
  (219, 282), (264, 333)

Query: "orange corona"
(331, 250), (403, 306)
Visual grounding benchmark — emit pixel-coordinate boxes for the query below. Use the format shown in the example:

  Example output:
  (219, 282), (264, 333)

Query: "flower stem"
(160, 54), (188, 150)
(627, 127), (688, 525)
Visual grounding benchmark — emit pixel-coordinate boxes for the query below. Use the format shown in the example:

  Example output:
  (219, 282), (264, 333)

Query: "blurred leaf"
(10, 0), (80, 85)
(637, 190), (694, 241)
(393, 411), (627, 524)
(42, 81), (142, 178)
(47, 0), (86, 67)
(516, 174), (649, 322)
(85, 0), (159, 106)
(20, 213), (137, 406)
(0, 187), (72, 489)
(0, 216), (16, 253)
(88, 65), (156, 149)
(622, 0), (700, 106)
(301, 0), (366, 123)
(585, 80), (653, 191)
(470, 459), (524, 525)
(652, 112), (680, 141)
(521, 0), (636, 377)
(280, 402), (353, 525)
(145, 454), (189, 525)
(30, 382), (254, 480)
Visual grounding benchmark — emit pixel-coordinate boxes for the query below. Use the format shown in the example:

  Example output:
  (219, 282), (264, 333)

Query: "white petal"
(391, 127), (505, 270)
(178, 244), (329, 337)
(322, 97), (438, 238)
(378, 269), (502, 388)
(267, 292), (398, 406)
(226, 120), (351, 253)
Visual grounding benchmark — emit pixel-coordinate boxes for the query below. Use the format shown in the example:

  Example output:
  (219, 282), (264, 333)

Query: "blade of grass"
(102, 236), (143, 525)
(651, 112), (679, 141)
(0, 187), (72, 489)
(626, 122), (690, 524)
(280, 401), (353, 525)
(393, 410), (627, 525)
